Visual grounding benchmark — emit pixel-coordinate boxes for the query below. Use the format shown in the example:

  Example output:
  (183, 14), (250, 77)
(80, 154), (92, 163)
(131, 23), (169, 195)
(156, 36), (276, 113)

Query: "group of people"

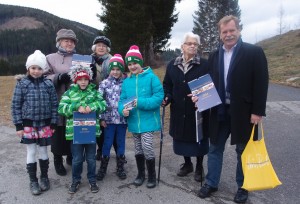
(11, 15), (268, 204)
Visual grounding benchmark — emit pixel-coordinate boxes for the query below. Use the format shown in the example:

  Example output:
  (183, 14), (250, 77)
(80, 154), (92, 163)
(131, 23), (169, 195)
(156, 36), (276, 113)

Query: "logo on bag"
(246, 154), (270, 169)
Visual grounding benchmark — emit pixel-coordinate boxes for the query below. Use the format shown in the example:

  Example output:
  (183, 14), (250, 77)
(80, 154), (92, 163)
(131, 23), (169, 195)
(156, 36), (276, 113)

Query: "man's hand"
(250, 114), (262, 125)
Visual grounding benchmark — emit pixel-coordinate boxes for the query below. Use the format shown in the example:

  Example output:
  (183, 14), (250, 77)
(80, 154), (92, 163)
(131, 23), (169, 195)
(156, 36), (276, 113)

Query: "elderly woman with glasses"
(162, 32), (209, 183)
(89, 36), (119, 171)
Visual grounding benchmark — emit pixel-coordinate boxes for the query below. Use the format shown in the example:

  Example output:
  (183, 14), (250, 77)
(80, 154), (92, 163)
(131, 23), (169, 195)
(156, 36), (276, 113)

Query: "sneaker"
(198, 183), (218, 198)
(177, 162), (193, 177)
(90, 183), (99, 193)
(68, 181), (81, 194)
(234, 188), (248, 203)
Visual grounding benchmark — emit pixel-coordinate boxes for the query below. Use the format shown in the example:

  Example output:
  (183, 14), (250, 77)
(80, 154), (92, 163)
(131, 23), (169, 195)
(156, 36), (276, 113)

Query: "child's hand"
(123, 108), (132, 117)
(85, 106), (92, 113)
(78, 106), (86, 113)
(16, 130), (24, 138)
(100, 121), (107, 128)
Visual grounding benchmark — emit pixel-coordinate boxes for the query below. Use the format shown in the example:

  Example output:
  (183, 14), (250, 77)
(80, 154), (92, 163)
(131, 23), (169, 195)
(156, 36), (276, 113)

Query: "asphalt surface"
(0, 83), (299, 204)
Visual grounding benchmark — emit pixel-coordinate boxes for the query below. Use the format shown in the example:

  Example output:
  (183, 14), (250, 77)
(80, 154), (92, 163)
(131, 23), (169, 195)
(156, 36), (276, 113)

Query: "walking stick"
(157, 106), (165, 184)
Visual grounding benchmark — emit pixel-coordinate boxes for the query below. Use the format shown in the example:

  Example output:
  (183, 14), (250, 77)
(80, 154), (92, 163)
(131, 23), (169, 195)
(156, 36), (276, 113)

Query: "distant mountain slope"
(0, 4), (102, 75)
(257, 29), (300, 87)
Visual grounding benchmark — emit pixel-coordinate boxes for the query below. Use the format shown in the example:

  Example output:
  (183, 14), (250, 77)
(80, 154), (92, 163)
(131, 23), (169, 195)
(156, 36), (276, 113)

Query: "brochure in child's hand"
(123, 96), (137, 109)
(72, 54), (92, 67)
(73, 111), (96, 144)
(188, 74), (222, 112)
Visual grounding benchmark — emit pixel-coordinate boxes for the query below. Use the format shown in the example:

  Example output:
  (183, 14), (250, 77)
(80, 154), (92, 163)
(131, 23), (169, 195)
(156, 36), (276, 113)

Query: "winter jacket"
(58, 83), (106, 140)
(90, 53), (112, 89)
(11, 75), (58, 131)
(163, 54), (209, 142)
(118, 67), (164, 133)
(99, 76), (126, 124)
(44, 51), (73, 126)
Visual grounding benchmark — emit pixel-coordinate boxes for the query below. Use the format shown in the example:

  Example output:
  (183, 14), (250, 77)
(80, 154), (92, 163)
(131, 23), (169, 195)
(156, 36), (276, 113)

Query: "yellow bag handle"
(250, 122), (264, 141)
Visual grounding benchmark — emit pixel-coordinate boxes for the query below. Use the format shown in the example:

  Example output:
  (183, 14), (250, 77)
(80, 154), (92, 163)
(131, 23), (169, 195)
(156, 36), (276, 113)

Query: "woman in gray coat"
(44, 29), (78, 176)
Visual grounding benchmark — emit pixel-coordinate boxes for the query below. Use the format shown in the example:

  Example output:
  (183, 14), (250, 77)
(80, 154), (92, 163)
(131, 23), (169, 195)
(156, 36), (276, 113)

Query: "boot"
(194, 163), (204, 182)
(53, 154), (66, 176)
(39, 159), (50, 191)
(66, 155), (72, 166)
(97, 156), (109, 181)
(133, 154), (145, 186)
(146, 158), (156, 188)
(116, 155), (127, 180)
(26, 163), (42, 195)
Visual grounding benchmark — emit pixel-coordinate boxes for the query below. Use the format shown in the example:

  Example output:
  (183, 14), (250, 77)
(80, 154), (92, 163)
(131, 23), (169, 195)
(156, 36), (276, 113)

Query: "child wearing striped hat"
(118, 45), (164, 188)
(97, 54), (128, 181)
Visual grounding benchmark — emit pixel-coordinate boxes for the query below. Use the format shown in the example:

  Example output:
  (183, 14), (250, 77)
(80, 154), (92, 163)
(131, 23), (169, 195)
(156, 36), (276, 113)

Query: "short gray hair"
(91, 44), (111, 53)
(181, 32), (200, 45)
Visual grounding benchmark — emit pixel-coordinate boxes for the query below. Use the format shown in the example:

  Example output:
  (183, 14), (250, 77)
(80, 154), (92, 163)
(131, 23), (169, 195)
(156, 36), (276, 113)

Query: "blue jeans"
(102, 124), (127, 157)
(71, 143), (96, 184)
(205, 118), (246, 188)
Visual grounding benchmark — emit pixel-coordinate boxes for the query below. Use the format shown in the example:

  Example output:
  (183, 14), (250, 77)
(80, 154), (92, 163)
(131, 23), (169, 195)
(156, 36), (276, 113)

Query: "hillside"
(0, 4), (102, 75)
(257, 29), (300, 87)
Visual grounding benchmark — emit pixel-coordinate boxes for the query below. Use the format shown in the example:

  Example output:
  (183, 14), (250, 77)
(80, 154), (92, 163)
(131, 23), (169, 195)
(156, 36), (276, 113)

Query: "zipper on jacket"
(136, 75), (141, 132)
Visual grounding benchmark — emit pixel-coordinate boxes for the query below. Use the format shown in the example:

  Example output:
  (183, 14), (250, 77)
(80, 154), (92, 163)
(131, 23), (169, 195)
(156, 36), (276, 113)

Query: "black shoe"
(90, 183), (99, 193)
(234, 188), (248, 203)
(66, 155), (72, 166)
(194, 166), (204, 182)
(68, 181), (81, 194)
(198, 183), (218, 198)
(54, 155), (67, 176)
(177, 162), (193, 177)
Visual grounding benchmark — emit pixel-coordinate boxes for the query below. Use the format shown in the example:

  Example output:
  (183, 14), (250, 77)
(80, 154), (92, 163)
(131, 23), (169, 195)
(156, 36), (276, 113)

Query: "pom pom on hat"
(108, 54), (125, 73)
(25, 50), (47, 70)
(68, 64), (93, 83)
(56, 29), (78, 43)
(125, 45), (143, 67)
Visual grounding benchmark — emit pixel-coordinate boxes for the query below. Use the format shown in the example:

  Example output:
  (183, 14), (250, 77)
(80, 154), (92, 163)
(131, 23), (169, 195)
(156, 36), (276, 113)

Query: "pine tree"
(193, 0), (241, 53)
(97, 0), (179, 66)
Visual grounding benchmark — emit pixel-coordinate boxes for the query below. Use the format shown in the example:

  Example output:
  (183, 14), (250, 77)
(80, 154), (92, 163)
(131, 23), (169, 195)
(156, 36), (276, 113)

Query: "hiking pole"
(157, 106), (165, 184)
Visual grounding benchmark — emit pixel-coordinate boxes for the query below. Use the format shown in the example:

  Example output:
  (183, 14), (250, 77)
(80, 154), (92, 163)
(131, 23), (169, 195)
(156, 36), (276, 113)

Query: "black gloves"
(59, 73), (71, 84)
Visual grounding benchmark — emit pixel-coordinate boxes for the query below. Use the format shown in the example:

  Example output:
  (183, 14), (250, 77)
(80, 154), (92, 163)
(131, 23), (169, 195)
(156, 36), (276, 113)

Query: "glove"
(59, 73), (71, 84)
(90, 64), (97, 81)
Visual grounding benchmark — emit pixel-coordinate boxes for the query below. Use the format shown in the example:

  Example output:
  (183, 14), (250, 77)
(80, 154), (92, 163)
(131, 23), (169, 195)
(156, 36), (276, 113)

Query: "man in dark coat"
(163, 32), (209, 182)
(197, 15), (269, 203)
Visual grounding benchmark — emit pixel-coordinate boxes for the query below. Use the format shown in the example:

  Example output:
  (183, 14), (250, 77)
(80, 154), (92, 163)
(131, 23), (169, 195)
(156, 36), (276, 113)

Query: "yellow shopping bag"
(241, 123), (282, 191)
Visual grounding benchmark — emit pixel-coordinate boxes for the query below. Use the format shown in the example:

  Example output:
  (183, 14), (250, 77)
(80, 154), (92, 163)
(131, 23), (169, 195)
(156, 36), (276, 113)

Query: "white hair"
(91, 44), (111, 53)
(181, 32), (200, 45)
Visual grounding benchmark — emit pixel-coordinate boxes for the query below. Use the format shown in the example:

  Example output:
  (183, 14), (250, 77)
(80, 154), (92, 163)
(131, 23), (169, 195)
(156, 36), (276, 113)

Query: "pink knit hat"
(125, 45), (143, 67)
(108, 54), (125, 73)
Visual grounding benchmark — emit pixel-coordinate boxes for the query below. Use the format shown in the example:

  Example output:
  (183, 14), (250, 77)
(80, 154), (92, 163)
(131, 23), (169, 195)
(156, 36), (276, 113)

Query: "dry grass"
(0, 76), (16, 126)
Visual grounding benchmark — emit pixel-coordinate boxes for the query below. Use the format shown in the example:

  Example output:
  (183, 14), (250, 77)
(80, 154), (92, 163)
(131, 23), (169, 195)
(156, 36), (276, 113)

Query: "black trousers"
(51, 126), (71, 156)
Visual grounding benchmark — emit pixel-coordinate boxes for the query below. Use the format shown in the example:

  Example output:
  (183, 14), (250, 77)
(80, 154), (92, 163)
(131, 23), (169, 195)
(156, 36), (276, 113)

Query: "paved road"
(0, 83), (299, 204)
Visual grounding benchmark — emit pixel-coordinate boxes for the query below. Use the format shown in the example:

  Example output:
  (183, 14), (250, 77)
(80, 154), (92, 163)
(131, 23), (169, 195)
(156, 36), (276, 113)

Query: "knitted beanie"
(125, 45), (143, 67)
(68, 64), (93, 83)
(93, 36), (111, 47)
(56, 29), (78, 43)
(108, 54), (125, 73)
(25, 50), (47, 70)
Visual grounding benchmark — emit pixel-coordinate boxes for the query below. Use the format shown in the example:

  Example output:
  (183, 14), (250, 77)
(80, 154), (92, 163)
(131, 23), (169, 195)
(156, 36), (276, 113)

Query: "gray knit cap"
(56, 29), (78, 43)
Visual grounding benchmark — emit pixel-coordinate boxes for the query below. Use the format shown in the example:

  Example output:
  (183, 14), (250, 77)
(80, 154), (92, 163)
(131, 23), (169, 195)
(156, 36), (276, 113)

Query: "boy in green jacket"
(58, 64), (106, 194)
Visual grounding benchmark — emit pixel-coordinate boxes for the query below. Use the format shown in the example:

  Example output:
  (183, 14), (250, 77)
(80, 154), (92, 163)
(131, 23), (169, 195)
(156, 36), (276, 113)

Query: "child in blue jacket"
(118, 45), (164, 188)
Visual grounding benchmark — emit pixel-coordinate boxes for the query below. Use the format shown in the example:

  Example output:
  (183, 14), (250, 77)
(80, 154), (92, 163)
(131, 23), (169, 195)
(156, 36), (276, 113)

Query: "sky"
(0, 0), (299, 49)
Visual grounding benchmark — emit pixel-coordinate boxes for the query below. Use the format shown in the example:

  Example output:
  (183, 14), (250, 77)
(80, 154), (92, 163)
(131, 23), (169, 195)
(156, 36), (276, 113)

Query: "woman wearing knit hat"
(44, 28), (78, 176)
(118, 45), (164, 188)
(90, 35), (118, 161)
(58, 64), (106, 194)
(11, 50), (58, 195)
(97, 54), (128, 181)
